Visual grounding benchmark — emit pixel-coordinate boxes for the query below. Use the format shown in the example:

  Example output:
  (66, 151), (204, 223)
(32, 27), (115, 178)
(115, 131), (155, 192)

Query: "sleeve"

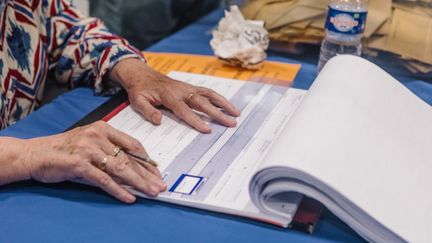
(43, 0), (145, 94)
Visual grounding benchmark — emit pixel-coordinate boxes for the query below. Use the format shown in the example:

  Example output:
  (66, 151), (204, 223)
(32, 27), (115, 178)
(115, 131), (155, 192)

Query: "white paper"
(210, 5), (269, 69)
(108, 71), (306, 226)
(254, 55), (432, 242)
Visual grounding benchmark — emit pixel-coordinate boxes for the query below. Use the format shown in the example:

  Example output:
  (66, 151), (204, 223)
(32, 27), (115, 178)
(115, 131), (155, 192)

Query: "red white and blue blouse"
(0, 0), (144, 129)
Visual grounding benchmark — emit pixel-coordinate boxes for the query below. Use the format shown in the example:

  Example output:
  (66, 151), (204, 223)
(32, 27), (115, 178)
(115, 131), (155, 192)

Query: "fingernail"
(151, 113), (160, 124)
(160, 182), (167, 190)
(230, 119), (237, 127)
(150, 185), (160, 195)
(126, 193), (135, 203)
(203, 124), (211, 133)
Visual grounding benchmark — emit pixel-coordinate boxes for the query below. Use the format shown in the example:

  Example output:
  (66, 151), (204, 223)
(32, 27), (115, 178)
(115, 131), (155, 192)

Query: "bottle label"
(325, 7), (367, 35)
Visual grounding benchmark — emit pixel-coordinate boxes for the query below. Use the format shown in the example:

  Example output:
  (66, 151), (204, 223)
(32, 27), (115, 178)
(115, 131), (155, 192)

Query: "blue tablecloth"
(1, 9), (431, 243)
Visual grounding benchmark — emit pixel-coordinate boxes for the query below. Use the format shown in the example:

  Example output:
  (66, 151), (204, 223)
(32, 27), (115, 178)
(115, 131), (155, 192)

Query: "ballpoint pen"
(124, 151), (159, 168)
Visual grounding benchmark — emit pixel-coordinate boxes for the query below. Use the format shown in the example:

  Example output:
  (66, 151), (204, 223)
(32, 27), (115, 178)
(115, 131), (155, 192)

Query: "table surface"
(1, 8), (431, 243)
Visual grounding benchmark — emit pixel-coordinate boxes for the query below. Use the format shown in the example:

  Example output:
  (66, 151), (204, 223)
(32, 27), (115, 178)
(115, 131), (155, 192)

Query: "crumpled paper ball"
(210, 5), (269, 70)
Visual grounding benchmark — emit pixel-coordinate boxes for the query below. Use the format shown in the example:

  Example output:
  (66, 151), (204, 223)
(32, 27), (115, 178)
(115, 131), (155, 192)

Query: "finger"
(199, 88), (240, 116)
(131, 158), (162, 179)
(93, 137), (123, 157)
(97, 121), (149, 158)
(91, 136), (163, 187)
(129, 161), (166, 192)
(114, 148), (162, 180)
(131, 95), (162, 125)
(104, 155), (165, 197)
(78, 163), (136, 203)
(166, 99), (212, 133)
(187, 95), (237, 127)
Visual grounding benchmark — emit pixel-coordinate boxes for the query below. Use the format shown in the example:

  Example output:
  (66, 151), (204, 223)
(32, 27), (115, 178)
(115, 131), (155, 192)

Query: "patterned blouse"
(0, 0), (143, 129)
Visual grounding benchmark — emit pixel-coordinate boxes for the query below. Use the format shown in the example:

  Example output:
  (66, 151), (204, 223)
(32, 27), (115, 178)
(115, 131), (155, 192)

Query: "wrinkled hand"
(110, 58), (241, 133)
(25, 121), (166, 203)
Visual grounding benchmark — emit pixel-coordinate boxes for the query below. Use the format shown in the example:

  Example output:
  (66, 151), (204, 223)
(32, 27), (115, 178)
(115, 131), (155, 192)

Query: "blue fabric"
(1, 8), (431, 243)
(0, 88), (108, 139)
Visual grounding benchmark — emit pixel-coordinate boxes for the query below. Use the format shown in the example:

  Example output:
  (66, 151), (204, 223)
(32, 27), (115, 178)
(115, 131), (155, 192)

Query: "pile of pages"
(242, 0), (432, 74)
(107, 54), (432, 243)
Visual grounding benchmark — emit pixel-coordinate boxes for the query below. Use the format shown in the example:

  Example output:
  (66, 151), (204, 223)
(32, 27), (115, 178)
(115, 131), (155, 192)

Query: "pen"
(124, 151), (159, 168)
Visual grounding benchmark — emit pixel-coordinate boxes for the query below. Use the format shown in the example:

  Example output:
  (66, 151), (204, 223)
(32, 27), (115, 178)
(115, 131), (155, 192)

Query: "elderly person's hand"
(0, 58), (241, 204)
(109, 58), (241, 133)
(22, 121), (166, 203)
(0, 0), (241, 203)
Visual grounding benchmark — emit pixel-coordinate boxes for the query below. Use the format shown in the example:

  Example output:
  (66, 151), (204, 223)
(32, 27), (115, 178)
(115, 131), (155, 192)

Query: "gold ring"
(186, 93), (196, 102)
(112, 146), (122, 157)
(99, 157), (108, 171)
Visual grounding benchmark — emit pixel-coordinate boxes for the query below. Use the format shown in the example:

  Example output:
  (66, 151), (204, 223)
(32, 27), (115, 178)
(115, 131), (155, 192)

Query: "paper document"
(106, 55), (432, 242)
(251, 55), (432, 242)
(143, 52), (300, 84)
(108, 71), (306, 225)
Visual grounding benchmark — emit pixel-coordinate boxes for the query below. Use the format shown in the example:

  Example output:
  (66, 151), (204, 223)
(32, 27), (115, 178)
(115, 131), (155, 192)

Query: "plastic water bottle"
(317, 0), (368, 72)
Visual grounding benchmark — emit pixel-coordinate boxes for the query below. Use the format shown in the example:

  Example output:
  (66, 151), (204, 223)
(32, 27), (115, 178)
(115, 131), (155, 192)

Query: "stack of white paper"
(250, 55), (432, 243)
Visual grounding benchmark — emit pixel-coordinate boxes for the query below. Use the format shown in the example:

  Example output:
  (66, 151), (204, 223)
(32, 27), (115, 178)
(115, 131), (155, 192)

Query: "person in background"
(0, 0), (239, 203)
(90, 0), (221, 50)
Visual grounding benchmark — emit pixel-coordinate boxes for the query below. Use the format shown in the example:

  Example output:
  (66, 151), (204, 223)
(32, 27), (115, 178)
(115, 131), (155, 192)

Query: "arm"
(0, 1), (166, 201)
(43, 0), (240, 132)
(43, 0), (143, 93)
(0, 122), (166, 203)
(0, 0), (239, 202)
(0, 138), (31, 185)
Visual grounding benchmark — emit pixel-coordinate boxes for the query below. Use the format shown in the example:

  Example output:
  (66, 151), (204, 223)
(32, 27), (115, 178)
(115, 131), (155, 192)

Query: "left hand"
(109, 58), (241, 133)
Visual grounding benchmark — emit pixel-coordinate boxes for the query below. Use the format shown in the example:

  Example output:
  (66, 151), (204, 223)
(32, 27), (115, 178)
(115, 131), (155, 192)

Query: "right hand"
(24, 121), (166, 203)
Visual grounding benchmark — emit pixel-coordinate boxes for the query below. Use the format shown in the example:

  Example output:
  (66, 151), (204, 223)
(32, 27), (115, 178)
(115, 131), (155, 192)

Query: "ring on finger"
(185, 92), (197, 102)
(112, 146), (122, 157)
(99, 157), (108, 171)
